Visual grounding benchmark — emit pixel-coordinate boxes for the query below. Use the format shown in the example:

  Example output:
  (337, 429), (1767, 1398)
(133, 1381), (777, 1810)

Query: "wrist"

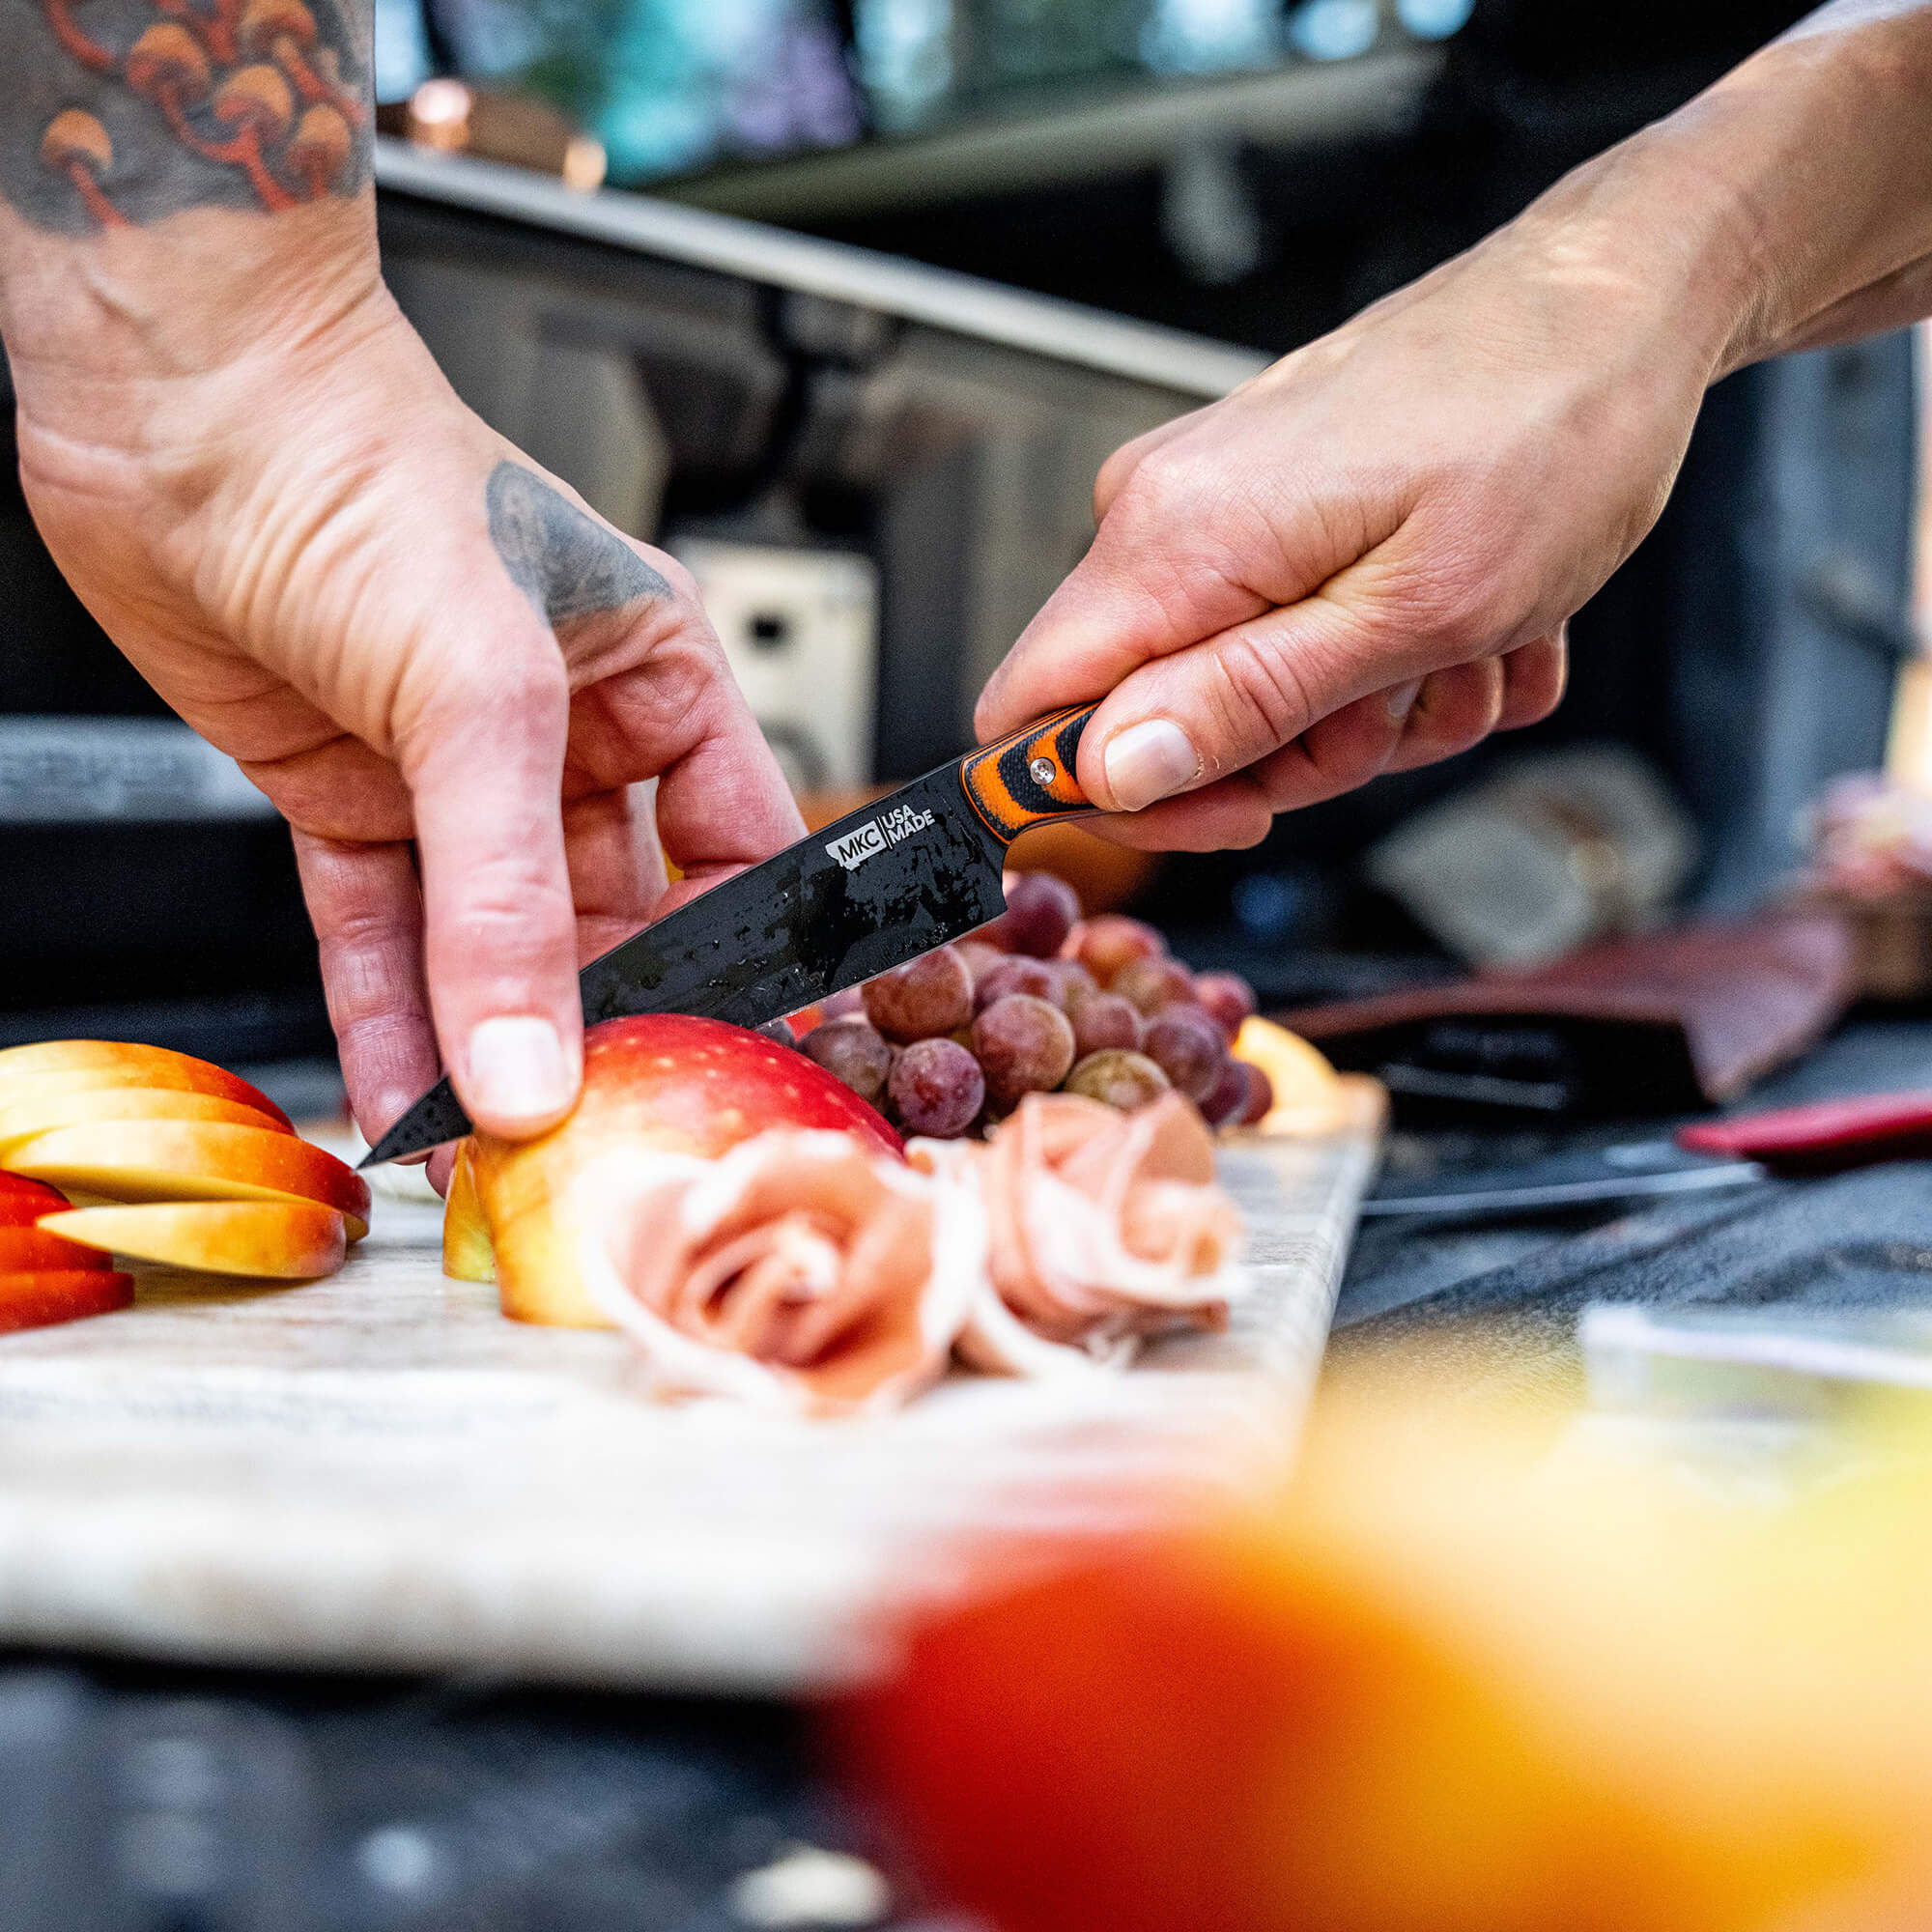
(1, 191), (380, 396)
(1484, 122), (1763, 404)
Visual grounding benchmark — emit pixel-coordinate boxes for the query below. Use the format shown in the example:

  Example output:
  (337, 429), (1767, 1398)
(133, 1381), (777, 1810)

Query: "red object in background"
(1678, 1090), (1932, 1170)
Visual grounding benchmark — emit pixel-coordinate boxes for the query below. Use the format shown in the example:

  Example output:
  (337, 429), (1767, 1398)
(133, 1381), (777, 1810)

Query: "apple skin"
(0, 1088), (287, 1158)
(0, 1175), (71, 1229)
(472, 1014), (901, 1327)
(440, 1141), (496, 1283)
(4, 1121), (371, 1239)
(0, 1269), (134, 1332)
(0, 1042), (292, 1129)
(40, 1202), (347, 1280)
(0, 1226), (112, 1273)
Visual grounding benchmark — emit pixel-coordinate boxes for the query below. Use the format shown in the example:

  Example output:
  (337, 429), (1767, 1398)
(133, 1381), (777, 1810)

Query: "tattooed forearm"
(1, 0), (372, 232)
(487, 464), (671, 627)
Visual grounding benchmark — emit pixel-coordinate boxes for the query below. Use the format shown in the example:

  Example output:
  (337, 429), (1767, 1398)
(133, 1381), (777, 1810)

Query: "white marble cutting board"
(0, 1109), (1378, 1691)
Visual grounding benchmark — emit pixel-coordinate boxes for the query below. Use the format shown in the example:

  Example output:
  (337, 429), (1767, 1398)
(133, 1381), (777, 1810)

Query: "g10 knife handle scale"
(959, 703), (1101, 843)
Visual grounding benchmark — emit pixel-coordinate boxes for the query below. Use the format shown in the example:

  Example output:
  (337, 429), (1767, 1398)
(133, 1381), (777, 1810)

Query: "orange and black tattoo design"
(4, 0), (372, 231)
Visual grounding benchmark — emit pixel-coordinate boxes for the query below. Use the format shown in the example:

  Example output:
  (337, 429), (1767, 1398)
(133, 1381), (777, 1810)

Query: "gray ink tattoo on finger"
(1, 0), (373, 232)
(487, 462), (671, 628)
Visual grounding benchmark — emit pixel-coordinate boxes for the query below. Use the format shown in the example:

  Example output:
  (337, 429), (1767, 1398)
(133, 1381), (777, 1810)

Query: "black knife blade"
(1358, 1140), (1768, 1221)
(361, 704), (1100, 1166)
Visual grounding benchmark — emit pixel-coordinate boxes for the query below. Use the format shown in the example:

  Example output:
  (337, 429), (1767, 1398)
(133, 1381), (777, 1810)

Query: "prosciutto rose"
(575, 1130), (981, 1414)
(916, 1092), (1243, 1377)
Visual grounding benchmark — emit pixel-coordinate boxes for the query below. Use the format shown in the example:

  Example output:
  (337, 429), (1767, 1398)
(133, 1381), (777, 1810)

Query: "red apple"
(0, 1175), (70, 1228)
(441, 1140), (496, 1283)
(0, 1086), (287, 1158)
(0, 1268), (133, 1332)
(40, 1202), (346, 1280)
(0, 1041), (293, 1129)
(0, 1225), (112, 1272)
(471, 1013), (901, 1326)
(4, 1120), (370, 1239)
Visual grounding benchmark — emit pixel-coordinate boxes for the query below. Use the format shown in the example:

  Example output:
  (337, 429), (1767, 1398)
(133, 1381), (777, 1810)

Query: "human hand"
(8, 262), (799, 1151)
(975, 150), (1749, 850)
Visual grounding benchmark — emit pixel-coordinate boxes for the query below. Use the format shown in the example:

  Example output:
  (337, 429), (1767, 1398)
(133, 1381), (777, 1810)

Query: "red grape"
(756, 1017), (796, 1048)
(955, 939), (1009, 985)
(1068, 991), (1142, 1059)
(1200, 1056), (1250, 1127)
(1065, 1048), (1170, 1112)
(1142, 1005), (1226, 1102)
(972, 994), (1076, 1110)
(1074, 914), (1164, 984)
(800, 1019), (895, 1107)
(1238, 1062), (1275, 1127)
(1111, 956), (1199, 1018)
(889, 1037), (985, 1138)
(1045, 958), (1099, 1005)
(863, 945), (975, 1042)
(989, 871), (1080, 957)
(974, 955), (1063, 1012)
(1193, 971), (1258, 1041)
(821, 986), (867, 1021)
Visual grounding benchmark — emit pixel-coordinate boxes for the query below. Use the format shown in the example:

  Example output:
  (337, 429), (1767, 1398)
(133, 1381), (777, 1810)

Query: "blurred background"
(1, 0), (1919, 1082)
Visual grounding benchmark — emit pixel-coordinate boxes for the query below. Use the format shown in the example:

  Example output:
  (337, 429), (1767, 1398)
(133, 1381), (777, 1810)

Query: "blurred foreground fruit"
(849, 1384), (1932, 1932)
(469, 1014), (901, 1325)
(42, 1202), (347, 1280)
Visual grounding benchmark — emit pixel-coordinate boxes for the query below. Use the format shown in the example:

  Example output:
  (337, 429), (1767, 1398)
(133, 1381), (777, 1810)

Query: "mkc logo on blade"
(825, 803), (936, 870)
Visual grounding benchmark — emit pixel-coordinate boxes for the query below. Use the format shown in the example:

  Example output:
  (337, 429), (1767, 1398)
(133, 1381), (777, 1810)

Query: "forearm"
(1552, 0), (1932, 377)
(0, 0), (381, 419)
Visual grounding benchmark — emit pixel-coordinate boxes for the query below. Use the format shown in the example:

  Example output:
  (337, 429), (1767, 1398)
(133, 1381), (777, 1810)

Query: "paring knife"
(1359, 1141), (1767, 1221)
(361, 704), (1101, 1167)
(1360, 1088), (1932, 1221)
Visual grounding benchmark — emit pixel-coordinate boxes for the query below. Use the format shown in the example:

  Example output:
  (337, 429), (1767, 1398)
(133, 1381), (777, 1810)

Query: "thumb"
(402, 645), (582, 1141)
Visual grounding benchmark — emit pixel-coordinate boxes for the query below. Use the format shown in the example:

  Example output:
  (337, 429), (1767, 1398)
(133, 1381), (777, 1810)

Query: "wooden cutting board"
(0, 1095), (1380, 1692)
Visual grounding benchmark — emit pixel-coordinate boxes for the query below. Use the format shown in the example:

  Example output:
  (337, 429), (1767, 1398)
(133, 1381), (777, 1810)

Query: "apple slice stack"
(0, 1041), (370, 1333)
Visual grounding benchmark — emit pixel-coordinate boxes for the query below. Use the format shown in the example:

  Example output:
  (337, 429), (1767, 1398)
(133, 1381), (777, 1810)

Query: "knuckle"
(1205, 632), (1316, 763)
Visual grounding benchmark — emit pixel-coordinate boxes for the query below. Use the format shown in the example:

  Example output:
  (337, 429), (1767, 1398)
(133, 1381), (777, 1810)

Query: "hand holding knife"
(363, 704), (1102, 1167)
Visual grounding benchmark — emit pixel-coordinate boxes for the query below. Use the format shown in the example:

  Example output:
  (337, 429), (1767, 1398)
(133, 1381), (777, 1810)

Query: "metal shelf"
(375, 136), (1270, 399)
(664, 47), (1442, 224)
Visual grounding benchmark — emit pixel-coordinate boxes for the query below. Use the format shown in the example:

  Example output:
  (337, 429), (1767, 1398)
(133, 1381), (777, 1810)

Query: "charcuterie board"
(0, 1092), (1380, 1691)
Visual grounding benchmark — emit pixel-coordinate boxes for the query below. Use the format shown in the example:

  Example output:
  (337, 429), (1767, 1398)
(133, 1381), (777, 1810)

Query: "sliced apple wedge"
(0, 1226), (112, 1272)
(441, 1140), (496, 1283)
(0, 1175), (70, 1228)
(0, 1269), (133, 1333)
(40, 1202), (346, 1280)
(5, 1121), (371, 1240)
(0, 1042), (292, 1130)
(0, 1088), (288, 1159)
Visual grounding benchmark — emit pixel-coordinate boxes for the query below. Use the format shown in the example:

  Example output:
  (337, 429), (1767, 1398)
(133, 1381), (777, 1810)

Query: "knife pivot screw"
(1029, 756), (1057, 786)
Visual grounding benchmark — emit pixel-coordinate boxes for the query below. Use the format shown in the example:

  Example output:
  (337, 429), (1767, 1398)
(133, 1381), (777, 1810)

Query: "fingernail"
(1386, 679), (1423, 724)
(1102, 719), (1199, 812)
(466, 1015), (573, 1127)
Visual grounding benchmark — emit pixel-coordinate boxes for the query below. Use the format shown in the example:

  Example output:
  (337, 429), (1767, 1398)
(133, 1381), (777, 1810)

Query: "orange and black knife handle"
(959, 703), (1102, 844)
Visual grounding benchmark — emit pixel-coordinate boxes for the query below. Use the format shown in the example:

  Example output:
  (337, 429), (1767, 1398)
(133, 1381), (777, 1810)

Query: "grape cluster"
(795, 871), (1274, 1139)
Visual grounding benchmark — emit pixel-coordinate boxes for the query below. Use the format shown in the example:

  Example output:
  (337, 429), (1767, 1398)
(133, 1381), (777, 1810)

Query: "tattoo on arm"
(487, 463), (671, 628)
(1, 0), (372, 232)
